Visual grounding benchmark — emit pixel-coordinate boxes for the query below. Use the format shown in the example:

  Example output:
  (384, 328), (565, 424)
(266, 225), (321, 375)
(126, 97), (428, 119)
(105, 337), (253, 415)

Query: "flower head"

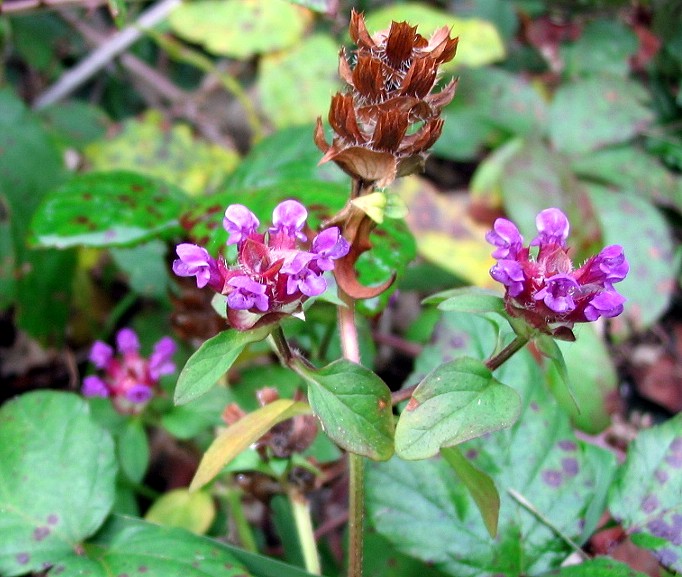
(173, 200), (350, 331)
(487, 208), (628, 337)
(82, 328), (176, 414)
(315, 10), (458, 187)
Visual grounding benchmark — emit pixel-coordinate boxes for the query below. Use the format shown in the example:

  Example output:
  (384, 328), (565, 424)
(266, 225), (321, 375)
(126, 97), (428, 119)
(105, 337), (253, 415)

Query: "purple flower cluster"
(82, 328), (176, 413)
(173, 200), (350, 331)
(486, 208), (628, 334)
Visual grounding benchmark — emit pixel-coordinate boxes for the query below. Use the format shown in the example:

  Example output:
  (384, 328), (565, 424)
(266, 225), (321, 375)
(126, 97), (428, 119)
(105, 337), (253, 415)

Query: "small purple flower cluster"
(486, 208), (628, 335)
(82, 328), (176, 413)
(173, 200), (350, 331)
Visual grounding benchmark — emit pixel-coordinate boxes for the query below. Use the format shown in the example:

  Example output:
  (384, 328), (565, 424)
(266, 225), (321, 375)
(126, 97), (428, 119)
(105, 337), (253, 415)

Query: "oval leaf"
(258, 34), (340, 128)
(55, 515), (251, 576)
(588, 184), (676, 335)
(145, 489), (216, 535)
(295, 359), (394, 460)
(169, 0), (307, 59)
(0, 391), (117, 576)
(395, 357), (521, 460)
(174, 326), (272, 405)
(30, 170), (187, 248)
(429, 288), (505, 315)
(549, 75), (653, 155)
(191, 399), (310, 490)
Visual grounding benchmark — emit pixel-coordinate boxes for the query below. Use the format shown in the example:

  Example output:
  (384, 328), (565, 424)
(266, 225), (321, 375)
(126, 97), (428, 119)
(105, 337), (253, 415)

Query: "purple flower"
(312, 227), (350, 271)
(116, 328), (139, 354)
(172, 244), (220, 289)
(531, 208), (570, 247)
(485, 218), (524, 259)
(149, 336), (177, 380)
(224, 204), (260, 245)
(174, 200), (349, 331)
(581, 244), (629, 286)
(486, 208), (628, 334)
(270, 200), (308, 242)
(490, 260), (525, 297)
(89, 341), (113, 369)
(533, 274), (580, 313)
(83, 331), (176, 414)
(82, 375), (110, 398)
(227, 276), (270, 311)
(584, 291), (626, 321)
(125, 384), (153, 404)
(283, 253), (327, 297)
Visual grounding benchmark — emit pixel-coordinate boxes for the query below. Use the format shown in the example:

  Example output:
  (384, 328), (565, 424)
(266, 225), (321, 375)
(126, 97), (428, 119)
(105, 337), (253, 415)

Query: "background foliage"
(1, 0), (682, 576)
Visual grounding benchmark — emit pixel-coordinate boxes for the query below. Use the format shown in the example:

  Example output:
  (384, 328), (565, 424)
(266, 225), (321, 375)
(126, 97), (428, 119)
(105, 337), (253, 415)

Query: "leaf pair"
(179, 328), (395, 491)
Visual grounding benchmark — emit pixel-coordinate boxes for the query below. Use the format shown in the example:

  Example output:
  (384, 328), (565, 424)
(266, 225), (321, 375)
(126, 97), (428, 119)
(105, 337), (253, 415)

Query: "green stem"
(271, 325), (294, 365)
(484, 335), (528, 372)
(392, 334), (529, 407)
(288, 487), (321, 575)
(338, 293), (364, 577)
(347, 453), (364, 577)
(225, 486), (258, 553)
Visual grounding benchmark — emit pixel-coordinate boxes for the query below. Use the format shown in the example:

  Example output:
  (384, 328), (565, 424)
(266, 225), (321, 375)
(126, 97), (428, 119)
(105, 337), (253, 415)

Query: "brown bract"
(315, 9), (458, 188)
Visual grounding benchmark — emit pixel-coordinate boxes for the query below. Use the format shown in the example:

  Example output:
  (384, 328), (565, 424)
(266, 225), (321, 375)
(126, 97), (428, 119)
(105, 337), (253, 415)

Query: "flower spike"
(487, 208), (628, 337)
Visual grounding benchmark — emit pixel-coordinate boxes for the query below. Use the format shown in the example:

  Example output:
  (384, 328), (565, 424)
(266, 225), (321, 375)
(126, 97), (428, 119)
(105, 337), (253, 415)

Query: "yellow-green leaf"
(169, 0), (309, 59)
(85, 110), (238, 196)
(258, 34), (340, 128)
(191, 400), (311, 491)
(145, 489), (216, 535)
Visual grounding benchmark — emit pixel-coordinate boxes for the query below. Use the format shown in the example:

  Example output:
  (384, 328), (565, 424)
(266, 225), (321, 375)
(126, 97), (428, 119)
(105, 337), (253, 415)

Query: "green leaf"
(117, 419), (149, 484)
(427, 287), (505, 315)
(534, 334), (579, 413)
(145, 489), (216, 534)
(368, 354), (617, 577)
(191, 399), (311, 490)
(545, 324), (618, 434)
(0, 88), (73, 344)
(224, 126), (346, 191)
(549, 76), (653, 155)
(609, 414), (682, 574)
(287, 0), (333, 12)
(84, 110), (238, 196)
(538, 557), (648, 576)
(174, 326), (272, 405)
(30, 170), (187, 248)
(169, 0), (307, 59)
(364, 531), (453, 577)
(434, 69), (546, 161)
(572, 145), (682, 212)
(39, 100), (110, 147)
(363, 3), (505, 69)
(441, 446), (500, 538)
(110, 239), (171, 299)
(561, 20), (638, 78)
(0, 392), (117, 576)
(258, 34), (340, 128)
(161, 386), (231, 440)
(295, 359), (394, 460)
(395, 357), (520, 460)
(54, 515), (251, 576)
(588, 184), (676, 335)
